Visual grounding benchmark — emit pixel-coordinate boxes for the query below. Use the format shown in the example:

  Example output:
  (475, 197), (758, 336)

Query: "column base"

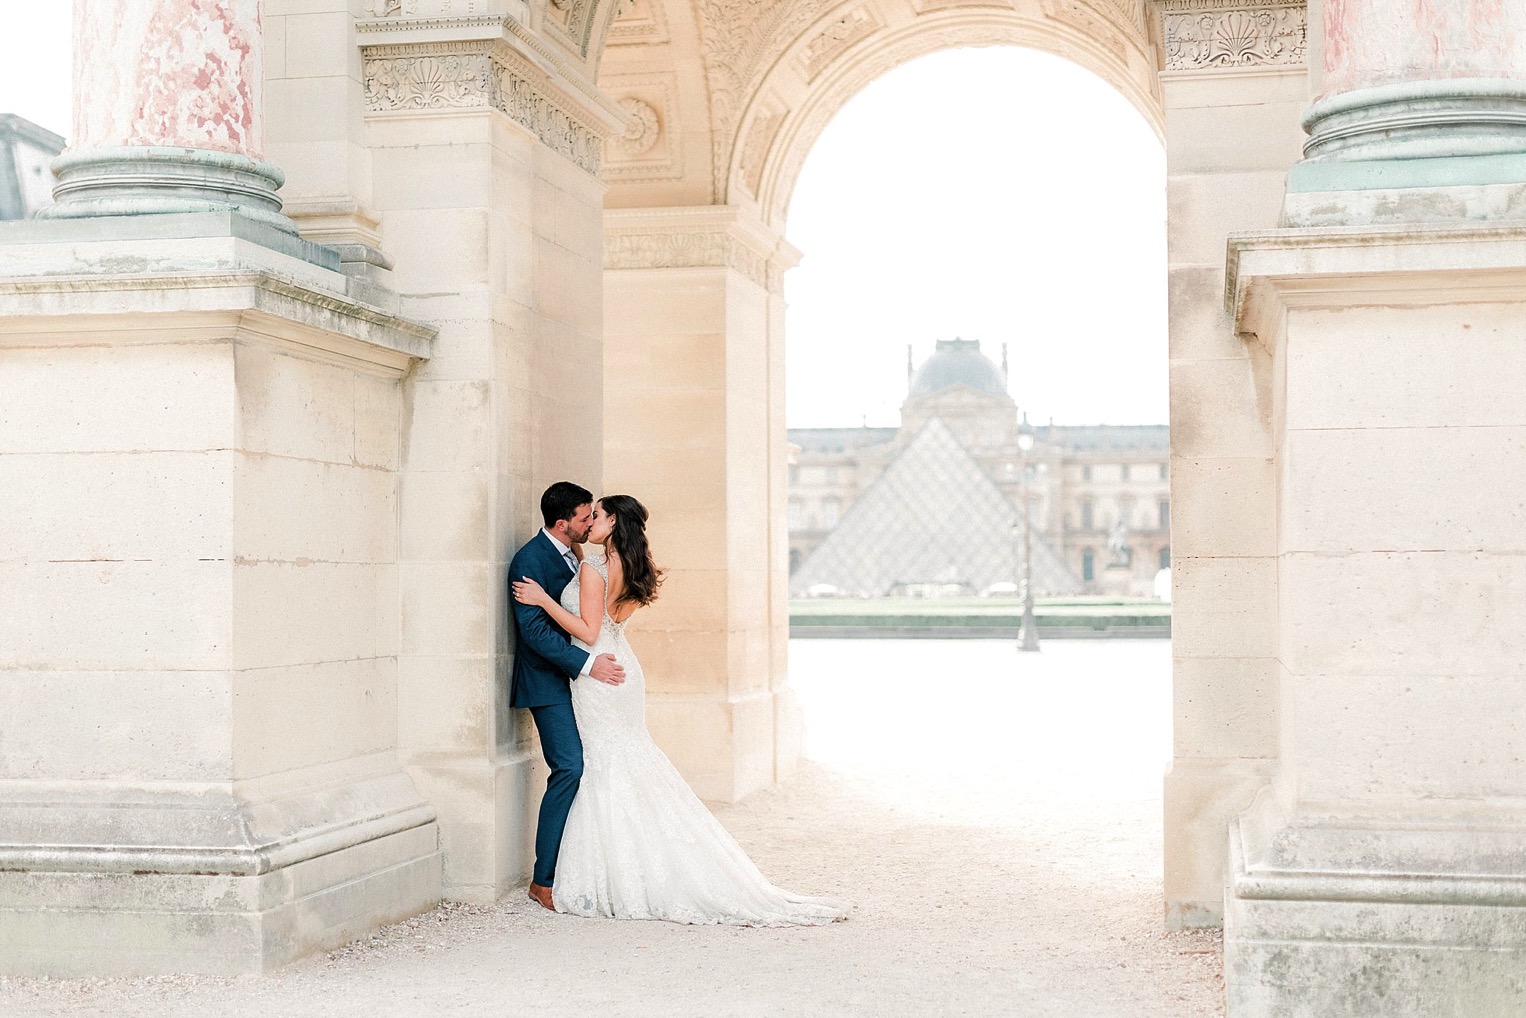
(401, 748), (542, 904)
(1226, 791), (1526, 1017)
(1289, 78), (1526, 227)
(39, 146), (303, 236)
(0, 772), (442, 976)
(1284, 176), (1526, 228)
(1163, 756), (1274, 929)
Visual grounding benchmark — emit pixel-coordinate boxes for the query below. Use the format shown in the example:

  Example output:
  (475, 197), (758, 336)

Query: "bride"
(512, 494), (847, 927)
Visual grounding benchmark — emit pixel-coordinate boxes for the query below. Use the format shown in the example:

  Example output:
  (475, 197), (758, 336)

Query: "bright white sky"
(784, 47), (1167, 428)
(0, 21), (1166, 428)
(0, 9), (72, 139)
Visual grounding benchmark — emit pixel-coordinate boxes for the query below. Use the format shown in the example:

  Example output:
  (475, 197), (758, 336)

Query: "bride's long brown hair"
(600, 494), (665, 607)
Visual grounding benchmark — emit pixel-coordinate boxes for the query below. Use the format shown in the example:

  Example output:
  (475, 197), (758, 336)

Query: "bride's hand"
(512, 576), (548, 607)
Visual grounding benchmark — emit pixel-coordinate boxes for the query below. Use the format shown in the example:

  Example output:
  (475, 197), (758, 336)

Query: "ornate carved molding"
(615, 98), (661, 156)
(602, 75), (681, 179)
(362, 41), (608, 175)
(604, 209), (792, 289)
(604, 231), (769, 287)
(739, 106), (786, 197)
(1158, 0), (1306, 72)
(608, 0), (669, 44)
(543, 0), (603, 59)
(800, 7), (882, 82)
(699, 0), (840, 196)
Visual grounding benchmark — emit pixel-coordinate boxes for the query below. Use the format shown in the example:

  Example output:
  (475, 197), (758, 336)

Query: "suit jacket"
(508, 531), (592, 708)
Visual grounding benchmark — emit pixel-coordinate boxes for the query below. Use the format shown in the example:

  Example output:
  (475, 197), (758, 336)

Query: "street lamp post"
(1017, 417), (1040, 652)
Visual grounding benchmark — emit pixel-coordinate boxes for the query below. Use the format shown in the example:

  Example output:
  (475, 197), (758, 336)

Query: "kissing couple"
(508, 481), (848, 926)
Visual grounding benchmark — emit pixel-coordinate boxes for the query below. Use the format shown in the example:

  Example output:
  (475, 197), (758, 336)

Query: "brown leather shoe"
(527, 882), (555, 911)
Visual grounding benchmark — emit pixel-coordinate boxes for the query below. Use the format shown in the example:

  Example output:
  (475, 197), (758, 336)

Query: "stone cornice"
(0, 270), (437, 377)
(603, 206), (796, 290)
(1226, 221), (1526, 353)
(1154, 0), (1306, 73)
(360, 23), (625, 177)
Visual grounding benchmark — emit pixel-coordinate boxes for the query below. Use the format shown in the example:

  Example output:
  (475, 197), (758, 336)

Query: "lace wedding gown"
(552, 557), (848, 927)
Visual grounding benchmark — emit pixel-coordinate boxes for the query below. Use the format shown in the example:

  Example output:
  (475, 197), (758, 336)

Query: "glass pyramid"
(790, 417), (1082, 598)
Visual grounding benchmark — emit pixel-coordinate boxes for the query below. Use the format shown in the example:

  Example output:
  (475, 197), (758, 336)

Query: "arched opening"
(776, 47), (1176, 977)
(783, 43), (1168, 605)
(598, 0), (1257, 957)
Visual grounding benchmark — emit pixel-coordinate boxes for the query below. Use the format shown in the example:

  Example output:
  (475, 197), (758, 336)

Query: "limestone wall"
(1157, 24), (1310, 924)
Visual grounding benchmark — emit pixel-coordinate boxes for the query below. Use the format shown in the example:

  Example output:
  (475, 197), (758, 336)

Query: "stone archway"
(592, 0), (1278, 933)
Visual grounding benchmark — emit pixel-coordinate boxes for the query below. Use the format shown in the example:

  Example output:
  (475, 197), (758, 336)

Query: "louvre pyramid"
(791, 417), (1082, 598)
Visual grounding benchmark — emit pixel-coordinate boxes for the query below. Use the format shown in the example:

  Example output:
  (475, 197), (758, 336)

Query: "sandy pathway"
(2, 639), (1223, 1017)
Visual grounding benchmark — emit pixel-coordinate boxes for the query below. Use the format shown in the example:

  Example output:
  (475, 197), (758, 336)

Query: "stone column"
(1224, 3), (1526, 1013)
(40, 0), (295, 232)
(603, 206), (803, 804)
(1288, 0), (1526, 211)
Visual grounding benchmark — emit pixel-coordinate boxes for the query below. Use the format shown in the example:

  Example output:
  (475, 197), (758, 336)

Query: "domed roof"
(909, 338), (1008, 398)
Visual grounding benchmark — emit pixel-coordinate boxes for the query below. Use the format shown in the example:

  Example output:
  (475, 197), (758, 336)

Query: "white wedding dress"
(551, 557), (848, 927)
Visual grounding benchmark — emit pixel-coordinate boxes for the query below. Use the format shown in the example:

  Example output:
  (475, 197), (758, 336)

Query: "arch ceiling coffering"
(593, 0), (1163, 225)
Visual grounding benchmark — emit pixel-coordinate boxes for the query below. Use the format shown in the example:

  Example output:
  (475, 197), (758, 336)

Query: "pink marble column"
(1324, 0), (1526, 96)
(1301, 0), (1526, 167)
(41, 0), (293, 230)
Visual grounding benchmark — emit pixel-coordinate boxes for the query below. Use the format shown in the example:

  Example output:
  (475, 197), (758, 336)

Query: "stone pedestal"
(1287, 0), (1526, 215)
(0, 214), (441, 975)
(0, 0), (450, 975)
(1226, 223), (1526, 1016)
(603, 206), (803, 802)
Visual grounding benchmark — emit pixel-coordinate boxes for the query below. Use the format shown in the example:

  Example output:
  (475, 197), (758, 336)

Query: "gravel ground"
(1, 638), (1223, 1017)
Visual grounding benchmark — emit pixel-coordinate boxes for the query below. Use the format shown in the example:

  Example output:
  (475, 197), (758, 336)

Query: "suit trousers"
(528, 702), (584, 887)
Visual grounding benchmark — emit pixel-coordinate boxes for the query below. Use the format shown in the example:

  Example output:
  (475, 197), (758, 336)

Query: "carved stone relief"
(542, 0), (602, 59)
(1041, 0), (1130, 59)
(1158, 0), (1306, 71)
(910, 0), (1011, 12)
(617, 98), (661, 156)
(608, 0), (669, 44)
(699, 0), (839, 194)
(367, 0), (492, 16)
(696, 0), (1156, 202)
(604, 230), (770, 288)
(739, 107), (786, 198)
(602, 75), (681, 179)
(363, 42), (606, 174)
(800, 7), (882, 82)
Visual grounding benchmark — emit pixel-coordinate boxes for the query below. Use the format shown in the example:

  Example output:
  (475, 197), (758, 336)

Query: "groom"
(509, 481), (625, 910)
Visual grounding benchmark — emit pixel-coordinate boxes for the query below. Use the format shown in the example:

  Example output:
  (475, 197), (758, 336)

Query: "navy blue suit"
(509, 531), (592, 886)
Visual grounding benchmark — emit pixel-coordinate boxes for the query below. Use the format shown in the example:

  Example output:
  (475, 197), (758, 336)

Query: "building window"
(1082, 548), (1095, 582)
(1081, 498), (1094, 530)
(822, 498), (841, 528)
(788, 501), (803, 529)
(1081, 464), (1091, 481)
(824, 466), (839, 484)
(790, 548), (802, 574)
(1159, 499), (1170, 528)
(1159, 462), (1168, 481)
(1121, 463), (1132, 482)
(1159, 546), (1171, 570)
(788, 465), (800, 484)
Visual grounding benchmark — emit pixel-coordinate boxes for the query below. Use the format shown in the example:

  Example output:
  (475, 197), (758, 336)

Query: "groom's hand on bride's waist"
(590, 653), (625, 685)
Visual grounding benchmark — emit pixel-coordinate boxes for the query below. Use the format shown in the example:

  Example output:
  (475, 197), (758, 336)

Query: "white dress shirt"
(541, 528), (594, 676)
